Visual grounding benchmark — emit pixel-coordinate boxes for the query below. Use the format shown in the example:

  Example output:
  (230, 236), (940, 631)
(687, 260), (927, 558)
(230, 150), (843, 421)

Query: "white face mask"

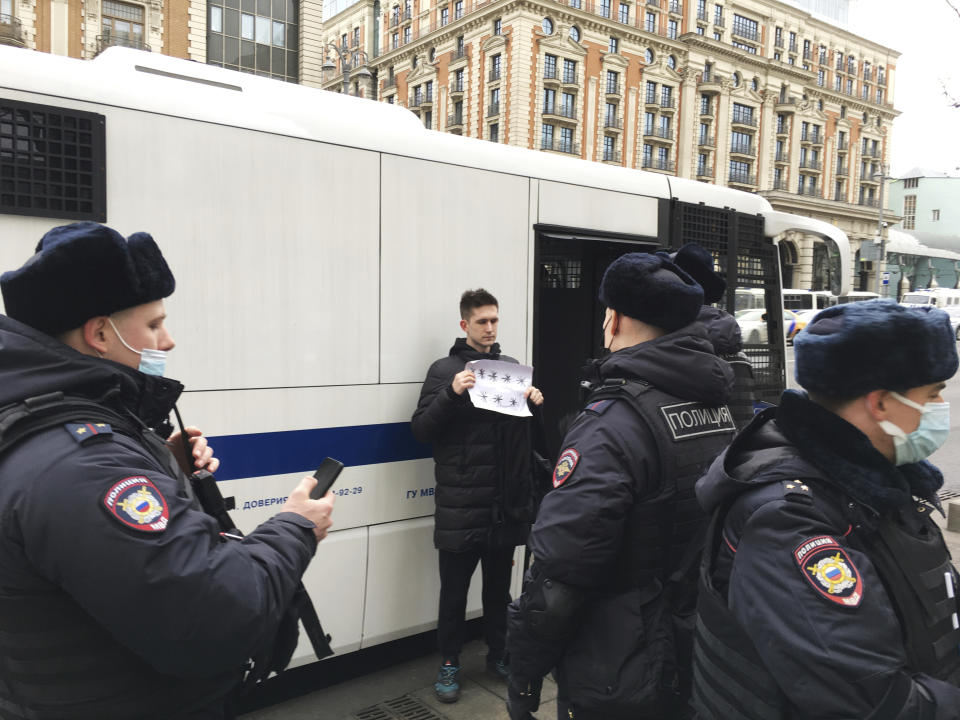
(107, 317), (168, 377)
(877, 391), (950, 466)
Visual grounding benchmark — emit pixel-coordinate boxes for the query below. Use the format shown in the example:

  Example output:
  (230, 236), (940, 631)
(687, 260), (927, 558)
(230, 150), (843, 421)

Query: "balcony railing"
(606, 82), (620, 95)
(731, 113), (757, 127)
(645, 93), (658, 105)
(646, 0), (660, 5)
(543, 104), (578, 120)
(714, 16), (725, 27)
(669, 1), (682, 14)
(562, 71), (577, 84)
(698, 135), (715, 147)
(660, 97), (676, 109)
(803, 49), (812, 60)
(788, 42), (797, 53)
(489, 68), (501, 82)
(452, 47), (468, 61)
(541, 138), (580, 154)
(643, 157), (676, 172)
(774, 151), (789, 163)
(774, 37), (784, 48)
(487, 102), (501, 117)
(697, 9), (708, 21)
(383, 79), (397, 90)
(604, 116), (623, 129)
(728, 171), (756, 185)
(730, 143), (754, 156)
(776, 123), (787, 135)
(773, 178), (790, 191)
(834, 191), (846, 202)
(836, 166), (848, 177)
(798, 185), (820, 197)
(732, 26), (758, 42)
(403, 8), (412, 20)
(801, 131), (822, 144)
(862, 147), (881, 158)
(646, 127), (674, 140)
(96, 35), (151, 54)
(450, 78), (464, 93)
(447, 113), (464, 127)
(859, 197), (879, 207)
(837, 138), (848, 151)
(0, 13), (24, 46)
(697, 164), (713, 177)
(799, 158), (822, 170)
(598, 3), (611, 18)
(603, 149), (622, 162)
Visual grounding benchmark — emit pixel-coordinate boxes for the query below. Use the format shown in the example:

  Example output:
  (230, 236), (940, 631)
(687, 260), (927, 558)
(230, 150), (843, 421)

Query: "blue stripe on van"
(208, 422), (432, 481)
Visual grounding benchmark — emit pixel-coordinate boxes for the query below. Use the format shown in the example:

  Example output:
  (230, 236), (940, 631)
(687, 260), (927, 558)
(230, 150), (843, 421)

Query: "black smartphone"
(310, 457), (344, 499)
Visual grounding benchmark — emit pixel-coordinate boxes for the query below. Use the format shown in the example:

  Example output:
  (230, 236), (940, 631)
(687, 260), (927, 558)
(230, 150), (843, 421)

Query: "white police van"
(0, 46), (852, 668)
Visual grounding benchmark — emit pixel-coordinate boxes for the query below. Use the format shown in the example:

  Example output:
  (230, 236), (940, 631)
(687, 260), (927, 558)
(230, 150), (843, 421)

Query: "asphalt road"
(785, 346), (960, 496)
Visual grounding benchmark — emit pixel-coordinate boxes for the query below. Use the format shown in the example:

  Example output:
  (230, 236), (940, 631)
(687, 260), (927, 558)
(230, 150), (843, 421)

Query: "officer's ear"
(82, 316), (111, 356)
(864, 389), (892, 421)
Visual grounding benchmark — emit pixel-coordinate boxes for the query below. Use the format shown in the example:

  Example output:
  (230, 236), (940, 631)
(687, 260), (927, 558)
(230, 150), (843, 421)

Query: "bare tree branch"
(948, 0), (960, 20)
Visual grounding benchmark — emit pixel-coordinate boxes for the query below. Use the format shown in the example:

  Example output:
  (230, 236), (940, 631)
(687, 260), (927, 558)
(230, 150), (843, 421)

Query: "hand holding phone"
(311, 457), (344, 500)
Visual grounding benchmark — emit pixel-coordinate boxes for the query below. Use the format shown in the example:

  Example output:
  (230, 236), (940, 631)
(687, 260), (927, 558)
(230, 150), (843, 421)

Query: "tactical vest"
(0, 393), (238, 719)
(692, 478), (960, 720)
(587, 380), (737, 594)
(720, 352), (756, 432)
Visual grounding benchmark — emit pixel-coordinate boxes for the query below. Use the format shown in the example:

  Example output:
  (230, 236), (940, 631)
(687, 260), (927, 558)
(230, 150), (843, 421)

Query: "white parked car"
(942, 306), (960, 340)
(736, 309), (799, 345)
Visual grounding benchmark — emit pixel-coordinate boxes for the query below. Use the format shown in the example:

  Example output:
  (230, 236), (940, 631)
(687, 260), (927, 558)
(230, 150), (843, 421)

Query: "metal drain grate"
(354, 695), (446, 720)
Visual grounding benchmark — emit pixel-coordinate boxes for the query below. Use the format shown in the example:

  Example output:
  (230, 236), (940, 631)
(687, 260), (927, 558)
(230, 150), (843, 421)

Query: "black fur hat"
(670, 243), (726, 304)
(0, 222), (175, 336)
(599, 252), (704, 332)
(794, 300), (958, 397)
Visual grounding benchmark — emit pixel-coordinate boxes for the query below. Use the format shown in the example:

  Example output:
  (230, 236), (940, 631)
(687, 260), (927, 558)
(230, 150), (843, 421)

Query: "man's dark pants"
(437, 545), (515, 661)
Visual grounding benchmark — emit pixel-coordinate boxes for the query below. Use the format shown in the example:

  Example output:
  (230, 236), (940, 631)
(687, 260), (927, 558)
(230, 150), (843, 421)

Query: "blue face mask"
(107, 318), (168, 377)
(877, 391), (950, 466)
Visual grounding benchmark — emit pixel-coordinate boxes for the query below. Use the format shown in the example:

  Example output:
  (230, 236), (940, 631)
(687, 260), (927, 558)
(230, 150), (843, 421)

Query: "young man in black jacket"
(411, 289), (544, 704)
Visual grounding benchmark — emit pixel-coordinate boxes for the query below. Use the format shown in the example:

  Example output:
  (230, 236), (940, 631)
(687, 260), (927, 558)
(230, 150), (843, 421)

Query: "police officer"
(506, 252), (736, 720)
(0, 222), (335, 719)
(692, 300), (960, 719)
(670, 243), (756, 430)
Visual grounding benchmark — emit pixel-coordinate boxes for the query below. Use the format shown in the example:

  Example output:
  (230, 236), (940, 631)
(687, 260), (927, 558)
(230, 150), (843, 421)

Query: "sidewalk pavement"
(240, 639), (556, 720)
(243, 505), (960, 720)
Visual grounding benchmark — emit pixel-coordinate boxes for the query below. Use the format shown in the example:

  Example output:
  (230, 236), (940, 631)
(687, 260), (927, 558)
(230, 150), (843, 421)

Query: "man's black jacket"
(411, 338), (537, 552)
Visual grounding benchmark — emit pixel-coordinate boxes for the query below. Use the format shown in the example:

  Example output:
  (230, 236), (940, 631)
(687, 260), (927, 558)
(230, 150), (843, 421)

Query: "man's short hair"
(460, 288), (498, 320)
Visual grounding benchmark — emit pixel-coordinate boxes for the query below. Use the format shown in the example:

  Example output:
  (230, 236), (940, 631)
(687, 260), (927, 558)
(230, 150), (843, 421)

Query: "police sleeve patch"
(794, 536), (863, 608)
(103, 476), (170, 533)
(553, 448), (580, 488)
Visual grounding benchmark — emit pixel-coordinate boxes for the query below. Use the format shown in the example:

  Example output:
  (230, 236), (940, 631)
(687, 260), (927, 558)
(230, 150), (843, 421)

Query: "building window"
(493, 17), (501, 34)
(490, 122), (499, 142)
(667, 21), (677, 39)
(424, 110), (432, 129)
(903, 195), (916, 229)
(878, 66), (885, 84)
(698, 153), (709, 175)
(668, 55), (676, 69)
(618, 2), (629, 24)
(561, 91), (575, 118)
(544, 88), (556, 113)
(563, 58), (577, 83)
(645, 11), (656, 33)
(544, 54), (557, 79)
(732, 102), (754, 125)
(731, 14), (758, 41)
(645, 48), (654, 64)
(645, 81), (657, 104)
(569, 25), (581, 42)
(644, 111), (655, 134)
(933, 209), (940, 221)
(352, 27), (359, 47)
(835, 76), (842, 92)
(441, 7), (449, 25)
(904, 177), (918, 189)
(603, 135), (616, 161)
(642, 143), (652, 166)
(697, 0), (706, 19)
(491, 53), (501, 80)
(605, 101), (618, 125)
(542, 122), (554, 149)
(661, 85), (673, 107)
(731, 130), (751, 154)
(609, 36), (618, 53)
(697, 26), (704, 35)
(210, 6), (222, 32)
(819, 45), (827, 64)
(599, 0), (611, 18)
(391, 31), (398, 49)
(846, 78), (853, 94)
(454, 0), (463, 18)
(700, 95), (710, 114)
(606, 70), (619, 94)
(730, 160), (750, 184)
(817, 69), (824, 87)
(714, 3), (722, 24)
(207, 0), (299, 81)
(454, 68), (463, 90)
(103, 0), (145, 48)
(559, 126), (574, 153)
(876, 88), (884, 104)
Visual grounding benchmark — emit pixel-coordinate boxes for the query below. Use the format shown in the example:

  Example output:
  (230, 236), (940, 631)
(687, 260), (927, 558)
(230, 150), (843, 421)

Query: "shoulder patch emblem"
(103, 476), (169, 533)
(64, 422), (113, 444)
(794, 536), (863, 608)
(659, 402), (736, 441)
(553, 448), (580, 488)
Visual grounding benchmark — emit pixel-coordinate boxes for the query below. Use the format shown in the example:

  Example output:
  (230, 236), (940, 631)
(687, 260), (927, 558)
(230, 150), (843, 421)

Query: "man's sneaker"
(434, 660), (461, 703)
(486, 652), (509, 681)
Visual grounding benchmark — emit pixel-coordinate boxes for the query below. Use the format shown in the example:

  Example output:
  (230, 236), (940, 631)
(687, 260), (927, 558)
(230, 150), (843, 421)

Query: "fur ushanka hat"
(1, 222), (175, 336)
(599, 252), (704, 332)
(669, 243), (726, 305)
(794, 299), (958, 397)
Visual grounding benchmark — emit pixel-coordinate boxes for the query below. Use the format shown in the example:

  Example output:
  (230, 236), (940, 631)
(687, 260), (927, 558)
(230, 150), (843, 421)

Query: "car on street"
(943, 306), (960, 340)
(737, 308), (800, 345)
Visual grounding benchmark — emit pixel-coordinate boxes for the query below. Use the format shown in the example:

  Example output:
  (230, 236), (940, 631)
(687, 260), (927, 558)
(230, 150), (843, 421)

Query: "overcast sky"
(845, 0), (960, 177)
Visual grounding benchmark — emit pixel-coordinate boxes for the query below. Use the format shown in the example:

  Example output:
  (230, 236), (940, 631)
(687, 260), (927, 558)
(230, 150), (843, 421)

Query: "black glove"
(507, 677), (542, 720)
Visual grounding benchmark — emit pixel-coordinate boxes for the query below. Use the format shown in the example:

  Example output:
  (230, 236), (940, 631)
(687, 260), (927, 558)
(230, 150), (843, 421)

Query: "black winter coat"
(411, 339), (536, 552)
(0, 315), (317, 719)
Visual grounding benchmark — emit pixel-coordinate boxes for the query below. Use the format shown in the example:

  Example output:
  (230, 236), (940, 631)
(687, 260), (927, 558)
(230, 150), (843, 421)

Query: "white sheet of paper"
(466, 359), (533, 417)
